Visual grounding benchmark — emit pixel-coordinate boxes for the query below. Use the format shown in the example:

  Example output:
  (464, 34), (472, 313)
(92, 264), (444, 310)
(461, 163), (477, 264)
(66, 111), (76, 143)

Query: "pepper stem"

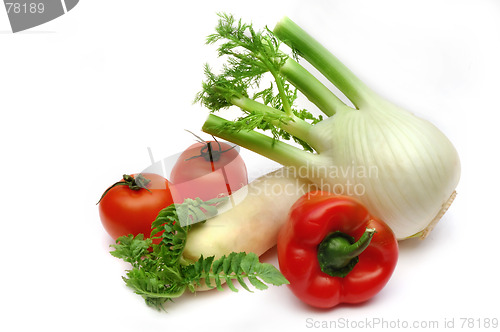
(317, 227), (376, 278)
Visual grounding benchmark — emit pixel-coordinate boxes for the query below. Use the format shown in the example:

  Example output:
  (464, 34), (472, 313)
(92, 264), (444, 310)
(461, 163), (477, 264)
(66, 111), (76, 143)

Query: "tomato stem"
(184, 131), (237, 163)
(317, 227), (376, 278)
(96, 174), (151, 204)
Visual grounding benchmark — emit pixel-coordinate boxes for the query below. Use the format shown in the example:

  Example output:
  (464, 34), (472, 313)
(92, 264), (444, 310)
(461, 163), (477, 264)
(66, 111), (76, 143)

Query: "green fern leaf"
(110, 194), (288, 310)
(254, 262), (290, 286)
(248, 275), (268, 290)
(240, 252), (258, 274)
(222, 253), (234, 275)
(225, 275), (238, 292)
(236, 274), (252, 292)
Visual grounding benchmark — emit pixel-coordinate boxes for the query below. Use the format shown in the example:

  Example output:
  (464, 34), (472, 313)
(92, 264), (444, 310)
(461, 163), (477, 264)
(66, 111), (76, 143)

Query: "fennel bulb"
(197, 14), (460, 239)
(307, 98), (460, 239)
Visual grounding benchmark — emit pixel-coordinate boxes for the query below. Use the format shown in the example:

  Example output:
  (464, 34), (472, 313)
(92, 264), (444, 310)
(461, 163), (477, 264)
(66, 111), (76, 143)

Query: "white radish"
(182, 167), (311, 263)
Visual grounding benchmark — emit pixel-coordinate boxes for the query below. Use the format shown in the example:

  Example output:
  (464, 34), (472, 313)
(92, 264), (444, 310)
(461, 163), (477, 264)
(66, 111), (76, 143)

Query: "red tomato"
(170, 141), (248, 202)
(98, 173), (175, 242)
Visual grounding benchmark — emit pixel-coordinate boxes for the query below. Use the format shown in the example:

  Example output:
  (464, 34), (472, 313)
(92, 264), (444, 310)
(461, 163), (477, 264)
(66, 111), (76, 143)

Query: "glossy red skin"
(98, 173), (175, 242)
(170, 141), (248, 202)
(277, 191), (399, 309)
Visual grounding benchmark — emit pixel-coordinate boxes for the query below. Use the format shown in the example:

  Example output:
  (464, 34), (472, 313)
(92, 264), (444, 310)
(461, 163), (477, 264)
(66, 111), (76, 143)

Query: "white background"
(1, 0), (499, 331)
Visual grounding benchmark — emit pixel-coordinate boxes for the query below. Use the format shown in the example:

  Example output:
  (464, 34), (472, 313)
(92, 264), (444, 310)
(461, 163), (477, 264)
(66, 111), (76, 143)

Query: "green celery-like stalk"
(230, 95), (315, 145)
(198, 14), (372, 167)
(280, 57), (351, 116)
(202, 114), (320, 169)
(273, 16), (374, 109)
(196, 14), (330, 166)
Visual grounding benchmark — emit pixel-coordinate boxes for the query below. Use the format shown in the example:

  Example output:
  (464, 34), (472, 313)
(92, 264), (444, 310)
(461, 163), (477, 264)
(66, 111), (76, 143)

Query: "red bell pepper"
(277, 191), (398, 309)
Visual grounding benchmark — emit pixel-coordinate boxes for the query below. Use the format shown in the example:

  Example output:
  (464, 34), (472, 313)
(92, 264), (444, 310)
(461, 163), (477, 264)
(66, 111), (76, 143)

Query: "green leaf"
(240, 252), (258, 274)
(194, 252), (288, 293)
(157, 265), (183, 283)
(230, 252), (244, 275)
(197, 13), (326, 153)
(225, 275), (239, 292)
(194, 255), (204, 274)
(248, 275), (269, 291)
(211, 256), (223, 274)
(222, 253), (234, 275)
(196, 13), (299, 144)
(255, 263), (290, 286)
(236, 275), (252, 292)
(202, 256), (215, 289)
(110, 234), (152, 266)
(214, 275), (223, 291)
(110, 195), (288, 310)
(211, 257), (224, 290)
